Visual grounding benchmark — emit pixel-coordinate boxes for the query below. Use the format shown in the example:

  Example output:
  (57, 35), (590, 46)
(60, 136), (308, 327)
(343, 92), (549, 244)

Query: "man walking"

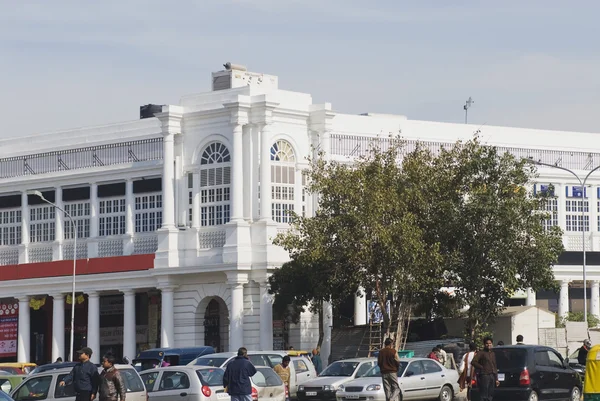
(471, 338), (499, 401)
(224, 347), (257, 401)
(99, 353), (126, 401)
(377, 338), (400, 401)
(274, 356), (291, 388)
(311, 348), (323, 375)
(59, 347), (100, 401)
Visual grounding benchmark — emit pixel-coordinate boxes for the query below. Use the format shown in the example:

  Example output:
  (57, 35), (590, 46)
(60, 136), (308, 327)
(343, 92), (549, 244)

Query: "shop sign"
(100, 325), (148, 345)
(0, 301), (18, 357)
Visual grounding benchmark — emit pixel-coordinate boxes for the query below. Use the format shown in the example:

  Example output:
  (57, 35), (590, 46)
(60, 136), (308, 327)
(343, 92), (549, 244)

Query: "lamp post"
(28, 190), (77, 361)
(524, 160), (600, 324)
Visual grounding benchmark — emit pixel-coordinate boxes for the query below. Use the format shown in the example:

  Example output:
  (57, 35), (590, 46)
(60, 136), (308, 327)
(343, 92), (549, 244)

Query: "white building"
(0, 63), (598, 364)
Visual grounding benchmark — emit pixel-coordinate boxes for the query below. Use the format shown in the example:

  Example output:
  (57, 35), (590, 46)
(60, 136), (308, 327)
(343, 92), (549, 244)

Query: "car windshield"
(197, 368), (225, 386)
(363, 363), (408, 378)
(320, 362), (359, 377)
(192, 357), (229, 367)
(494, 349), (528, 370)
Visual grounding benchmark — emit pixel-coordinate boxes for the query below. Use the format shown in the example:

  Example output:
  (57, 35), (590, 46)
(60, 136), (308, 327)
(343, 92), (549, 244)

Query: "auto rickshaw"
(584, 344), (600, 400)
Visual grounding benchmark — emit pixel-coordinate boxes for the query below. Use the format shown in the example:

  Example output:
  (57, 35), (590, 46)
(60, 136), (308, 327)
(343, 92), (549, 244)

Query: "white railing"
(0, 246), (18, 266)
(28, 243), (53, 263)
(63, 239), (88, 260)
(197, 227), (227, 249)
(133, 233), (159, 255)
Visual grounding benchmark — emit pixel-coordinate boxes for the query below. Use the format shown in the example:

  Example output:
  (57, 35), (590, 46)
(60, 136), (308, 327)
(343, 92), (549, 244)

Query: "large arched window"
(199, 142), (231, 226)
(270, 140), (296, 223)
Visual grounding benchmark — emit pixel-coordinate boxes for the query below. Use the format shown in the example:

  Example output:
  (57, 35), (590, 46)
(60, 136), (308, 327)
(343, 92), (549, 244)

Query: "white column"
(259, 282), (274, 350)
(558, 280), (570, 319)
(252, 125), (260, 221)
(17, 296), (30, 363)
(525, 288), (536, 306)
(88, 183), (99, 258)
(122, 290), (136, 360)
(126, 179), (134, 235)
(51, 293), (65, 362)
(87, 292), (100, 363)
(259, 124), (272, 220)
(229, 280), (245, 351)
(321, 301), (333, 366)
(55, 187), (64, 242)
(354, 287), (367, 325)
(243, 125), (253, 221)
(294, 167), (302, 216)
(592, 281), (600, 319)
(231, 124), (244, 221)
(591, 186), (598, 234)
(557, 183), (566, 232)
(161, 133), (176, 229)
(19, 192), (30, 263)
(192, 172), (201, 229)
(161, 287), (175, 348)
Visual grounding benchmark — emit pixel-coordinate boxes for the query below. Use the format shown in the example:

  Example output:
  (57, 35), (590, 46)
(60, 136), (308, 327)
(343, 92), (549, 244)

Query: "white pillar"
(87, 292), (100, 363)
(161, 133), (176, 228)
(354, 287), (367, 325)
(51, 293), (65, 362)
(161, 287), (175, 348)
(559, 280), (570, 319)
(526, 288), (537, 307)
(252, 125), (260, 221)
(90, 183), (98, 237)
(126, 179), (134, 235)
(17, 296), (30, 363)
(122, 290), (136, 360)
(592, 281), (600, 319)
(55, 187), (64, 241)
(294, 167), (302, 216)
(230, 124), (244, 222)
(243, 125), (253, 221)
(229, 279), (246, 351)
(21, 192), (29, 245)
(557, 183), (566, 232)
(259, 282), (274, 351)
(321, 301), (333, 365)
(259, 124), (272, 220)
(192, 172), (201, 229)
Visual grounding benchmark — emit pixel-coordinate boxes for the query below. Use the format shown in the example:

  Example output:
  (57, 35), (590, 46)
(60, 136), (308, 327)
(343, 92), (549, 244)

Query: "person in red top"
(377, 338), (400, 401)
(428, 347), (440, 361)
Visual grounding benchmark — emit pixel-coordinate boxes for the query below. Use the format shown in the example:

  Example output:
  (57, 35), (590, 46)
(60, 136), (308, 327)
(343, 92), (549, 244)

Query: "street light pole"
(28, 190), (77, 361)
(524, 160), (600, 324)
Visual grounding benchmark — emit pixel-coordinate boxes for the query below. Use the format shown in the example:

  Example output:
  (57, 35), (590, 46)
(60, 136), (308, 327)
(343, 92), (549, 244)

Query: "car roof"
(29, 364), (136, 377)
(196, 351), (289, 358)
(141, 365), (223, 374)
(330, 358), (376, 363)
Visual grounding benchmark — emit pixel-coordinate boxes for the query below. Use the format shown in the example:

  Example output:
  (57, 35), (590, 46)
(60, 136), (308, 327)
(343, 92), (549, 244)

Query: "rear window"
(120, 368), (146, 392)
(193, 357), (229, 367)
(494, 349), (528, 370)
(252, 368), (283, 387)
(197, 368), (225, 386)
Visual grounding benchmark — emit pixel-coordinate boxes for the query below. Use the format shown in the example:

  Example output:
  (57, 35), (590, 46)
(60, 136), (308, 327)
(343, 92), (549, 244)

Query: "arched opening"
(195, 296), (229, 352)
(270, 139), (296, 223)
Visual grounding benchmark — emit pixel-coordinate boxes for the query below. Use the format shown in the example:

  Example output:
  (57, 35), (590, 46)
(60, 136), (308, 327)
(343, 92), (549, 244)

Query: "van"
(134, 346), (215, 371)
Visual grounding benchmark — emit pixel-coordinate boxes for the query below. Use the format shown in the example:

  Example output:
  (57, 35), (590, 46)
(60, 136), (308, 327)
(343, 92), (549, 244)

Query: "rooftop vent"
(139, 104), (164, 119)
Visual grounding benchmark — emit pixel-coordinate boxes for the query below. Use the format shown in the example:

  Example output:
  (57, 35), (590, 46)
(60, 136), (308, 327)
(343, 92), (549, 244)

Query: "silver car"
(10, 364), (147, 401)
(140, 365), (230, 401)
(297, 358), (376, 401)
(336, 358), (459, 401)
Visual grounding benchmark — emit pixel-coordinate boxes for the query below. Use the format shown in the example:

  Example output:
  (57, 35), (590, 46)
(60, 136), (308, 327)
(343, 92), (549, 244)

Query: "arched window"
(199, 142), (231, 226)
(270, 140), (296, 223)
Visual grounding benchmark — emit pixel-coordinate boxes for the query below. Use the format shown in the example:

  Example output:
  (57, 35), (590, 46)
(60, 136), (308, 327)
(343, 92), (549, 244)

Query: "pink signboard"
(0, 301), (18, 358)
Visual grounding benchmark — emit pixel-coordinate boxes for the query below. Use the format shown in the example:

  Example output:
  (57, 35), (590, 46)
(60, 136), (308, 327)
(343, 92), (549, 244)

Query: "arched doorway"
(196, 296), (229, 352)
(204, 300), (221, 352)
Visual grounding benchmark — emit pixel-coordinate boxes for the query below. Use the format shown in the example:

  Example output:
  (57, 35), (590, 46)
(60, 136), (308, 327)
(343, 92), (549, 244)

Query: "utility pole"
(463, 97), (474, 124)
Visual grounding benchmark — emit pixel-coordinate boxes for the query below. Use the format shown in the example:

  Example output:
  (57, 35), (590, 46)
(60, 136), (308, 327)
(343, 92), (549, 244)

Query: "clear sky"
(1, 1), (599, 139)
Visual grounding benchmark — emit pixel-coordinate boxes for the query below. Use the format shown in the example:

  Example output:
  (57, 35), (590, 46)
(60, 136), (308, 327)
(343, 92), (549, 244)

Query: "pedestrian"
(274, 356), (291, 388)
(223, 347), (257, 401)
(515, 335), (524, 345)
(99, 353), (126, 401)
(437, 345), (447, 367)
(377, 338), (400, 401)
(471, 337), (499, 401)
(56, 357), (63, 363)
(311, 348), (323, 375)
(428, 347), (440, 361)
(458, 342), (477, 401)
(578, 339), (592, 365)
(59, 347), (100, 401)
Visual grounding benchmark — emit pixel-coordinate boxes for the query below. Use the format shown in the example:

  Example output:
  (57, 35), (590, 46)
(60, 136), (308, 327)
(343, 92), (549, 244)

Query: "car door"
(140, 371), (160, 395)
(153, 370), (192, 401)
(293, 358), (314, 390)
(420, 360), (446, 398)
(54, 373), (77, 400)
(398, 361), (427, 400)
(545, 349), (572, 400)
(534, 349), (556, 400)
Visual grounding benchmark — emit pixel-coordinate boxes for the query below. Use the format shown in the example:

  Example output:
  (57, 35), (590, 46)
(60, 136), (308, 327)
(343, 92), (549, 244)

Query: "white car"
(140, 365), (230, 401)
(336, 358), (459, 401)
(188, 351), (317, 398)
(297, 358), (377, 401)
(10, 364), (147, 401)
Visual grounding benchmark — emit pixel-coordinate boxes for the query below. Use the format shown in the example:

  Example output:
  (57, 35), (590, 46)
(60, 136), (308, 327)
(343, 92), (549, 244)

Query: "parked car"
(297, 358), (377, 401)
(0, 391), (14, 401)
(0, 364), (36, 375)
(188, 351), (317, 398)
(470, 345), (581, 401)
(0, 374), (26, 394)
(29, 362), (98, 375)
(134, 346), (215, 371)
(336, 358), (459, 401)
(10, 364), (147, 401)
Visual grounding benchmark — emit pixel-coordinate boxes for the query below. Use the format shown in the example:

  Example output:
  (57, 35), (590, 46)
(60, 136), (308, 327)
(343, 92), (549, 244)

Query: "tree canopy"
(270, 136), (564, 344)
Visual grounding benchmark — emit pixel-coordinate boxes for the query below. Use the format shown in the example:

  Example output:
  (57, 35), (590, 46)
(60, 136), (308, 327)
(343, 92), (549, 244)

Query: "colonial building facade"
(0, 64), (598, 364)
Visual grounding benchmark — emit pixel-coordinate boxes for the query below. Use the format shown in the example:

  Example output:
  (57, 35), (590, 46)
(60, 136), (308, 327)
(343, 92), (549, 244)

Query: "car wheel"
(528, 390), (539, 401)
(438, 385), (452, 401)
(570, 386), (581, 401)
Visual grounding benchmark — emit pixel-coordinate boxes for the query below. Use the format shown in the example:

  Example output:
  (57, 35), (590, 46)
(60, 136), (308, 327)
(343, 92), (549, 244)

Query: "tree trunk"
(317, 305), (324, 348)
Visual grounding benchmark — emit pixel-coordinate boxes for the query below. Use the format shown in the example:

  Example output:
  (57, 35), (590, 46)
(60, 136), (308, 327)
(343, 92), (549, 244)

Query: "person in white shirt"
(459, 342), (478, 401)
(437, 344), (448, 367)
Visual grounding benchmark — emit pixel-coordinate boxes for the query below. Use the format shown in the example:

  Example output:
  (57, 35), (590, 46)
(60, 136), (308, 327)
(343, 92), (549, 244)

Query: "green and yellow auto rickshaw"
(584, 344), (600, 400)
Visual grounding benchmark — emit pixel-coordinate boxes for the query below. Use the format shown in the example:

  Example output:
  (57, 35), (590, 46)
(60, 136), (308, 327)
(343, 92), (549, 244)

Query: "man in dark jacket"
(59, 347), (101, 401)
(578, 339), (592, 365)
(377, 338), (400, 401)
(224, 347), (257, 401)
(471, 338), (498, 401)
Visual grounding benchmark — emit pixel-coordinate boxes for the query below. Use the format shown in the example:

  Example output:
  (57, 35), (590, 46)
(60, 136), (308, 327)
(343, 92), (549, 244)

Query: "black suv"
(471, 345), (581, 401)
